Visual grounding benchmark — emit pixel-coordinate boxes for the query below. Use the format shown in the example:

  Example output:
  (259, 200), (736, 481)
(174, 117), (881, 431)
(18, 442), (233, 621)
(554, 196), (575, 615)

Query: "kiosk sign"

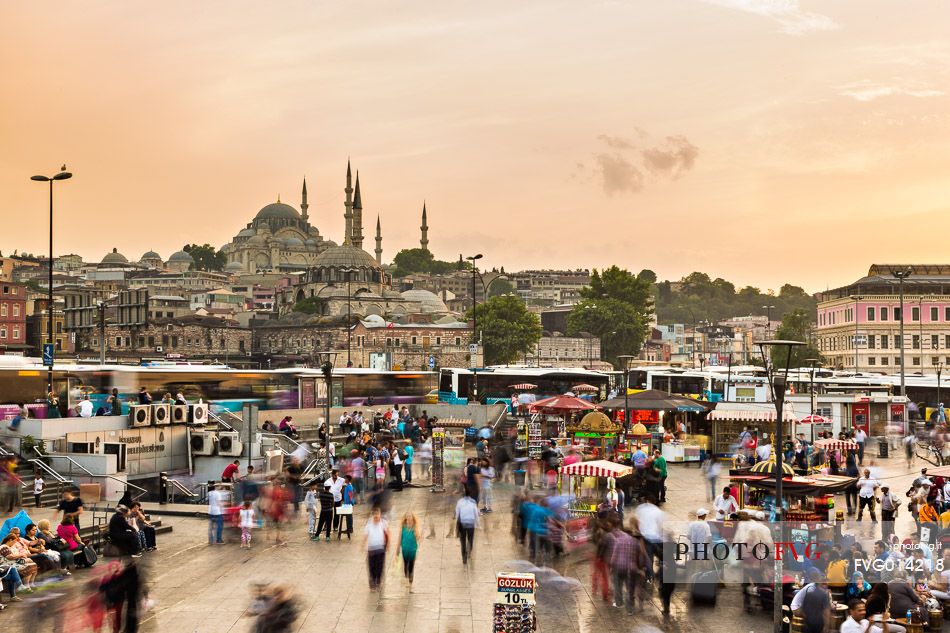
(495, 572), (536, 605)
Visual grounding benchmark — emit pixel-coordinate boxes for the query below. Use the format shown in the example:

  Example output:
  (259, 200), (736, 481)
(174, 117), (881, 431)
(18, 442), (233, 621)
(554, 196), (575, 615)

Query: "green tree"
(769, 308), (822, 368)
(391, 248), (469, 277)
(567, 266), (654, 366)
(183, 244), (226, 272)
(292, 297), (325, 315)
(467, 295), (541, 365)
(637, 269), (657, 283)
(486, 278), (515, 298)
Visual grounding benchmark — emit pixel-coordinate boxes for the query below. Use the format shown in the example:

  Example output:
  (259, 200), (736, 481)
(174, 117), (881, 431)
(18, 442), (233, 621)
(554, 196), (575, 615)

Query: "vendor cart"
(558, 459), (634, 516)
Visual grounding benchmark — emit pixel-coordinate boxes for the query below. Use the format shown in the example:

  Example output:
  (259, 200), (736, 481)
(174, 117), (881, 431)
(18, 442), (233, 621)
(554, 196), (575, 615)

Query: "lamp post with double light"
(340, 266), (357, 367)
(849, 295), (863, 374)
(31, 168), (72, 397)
(806, 357), (821, 443)
(617, 354), (634, 438)
(755, 338), (805, 633)
(466, 254), (483, 400)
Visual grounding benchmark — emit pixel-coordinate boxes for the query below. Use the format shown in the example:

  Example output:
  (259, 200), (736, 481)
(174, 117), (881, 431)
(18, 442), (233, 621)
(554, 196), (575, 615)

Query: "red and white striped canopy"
(560, 459), (633, 478)
(799, 414), (828, 425)
(707, 403), (797, 423)
(509, 383), (538, 390)
(571, 383), (599, 393)
(813, 438), (859, 452)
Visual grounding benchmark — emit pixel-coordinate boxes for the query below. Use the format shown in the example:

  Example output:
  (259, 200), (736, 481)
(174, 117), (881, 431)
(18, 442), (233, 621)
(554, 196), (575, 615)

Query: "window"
(162, 335), (169, 346)
(148, 336), (155, 347)
(0, 305), (6, 317)
(913, 357), (921, 366)
(171, 336), (178, 348)
(932, 307), (940, 321)
(894, 335), (901, 348)
(124, 337), (130, 347)
(394, 338), (401, 347)
(55, 339), (62, 351)
(867, 307), (875, 321)
(868, 336), (875, 349)
(913, 335), (920, 349)
(386, 337), (392, 347)
(435, 337), (442, 345)
(933, 335), (940, 350)
(220, 338), (225, 348)
(881, 307), (888, 321)
(239, 339), (245, 352)
(12, 305), (18, 317)
(881, 335), (888, 349)
(881, 357), (889, 366)
(946, 334), (950, 349)
(115, 336), (122, 347)
(896, 356), (902, 366)
(946, 307), (950, 321)
(56, 322), (63, 334)
(912, 307), (920, 321)
(411, 336), (418, 346)
(868, 357), (876, 366)
(0, 327), (5, 339)
(455, 337), (461, 346)
(138, 336), (145, 347)
(894, 307), (901, 321)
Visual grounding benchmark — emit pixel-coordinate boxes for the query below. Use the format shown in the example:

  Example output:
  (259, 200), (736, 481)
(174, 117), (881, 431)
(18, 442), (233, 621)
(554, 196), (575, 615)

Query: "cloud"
(586, 131), (699, 195)
(594, 153), (644, 195)
(838, 80), (946, 102)
(641, 136), (699, 179)
(698, 0), (838, 35)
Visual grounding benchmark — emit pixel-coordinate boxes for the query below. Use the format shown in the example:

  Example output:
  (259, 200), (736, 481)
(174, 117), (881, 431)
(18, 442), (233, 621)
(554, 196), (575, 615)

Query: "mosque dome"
(101, 248), (128, 265)
(237, 228), (256, 238)
(363, 314), (387, 326)
(140, 250), (161, 261)
(401, 289), (449, 313)
(284, 237), (304, 248)
(224, 261), (244, 273)
(168, 250), (195, 264)
(255, 202), (299, 221)
(312, 244), (378, 269)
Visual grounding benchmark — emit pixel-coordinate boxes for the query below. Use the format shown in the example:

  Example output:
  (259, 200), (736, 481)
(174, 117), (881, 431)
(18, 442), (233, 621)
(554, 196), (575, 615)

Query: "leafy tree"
(567, 266), (654, 366)
(637, 269), (657, 283)
(486, 278), (515, 298)
(391, 248), (469, 277)
(292, 297), (326, 315)
(768, 308), (822, 369)
(467, 295), (541, 365)
(183, 244), (226, 272)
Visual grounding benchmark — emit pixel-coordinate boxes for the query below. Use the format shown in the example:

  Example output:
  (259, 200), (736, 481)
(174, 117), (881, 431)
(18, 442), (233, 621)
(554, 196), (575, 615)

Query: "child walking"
(240, 500), (255, 548)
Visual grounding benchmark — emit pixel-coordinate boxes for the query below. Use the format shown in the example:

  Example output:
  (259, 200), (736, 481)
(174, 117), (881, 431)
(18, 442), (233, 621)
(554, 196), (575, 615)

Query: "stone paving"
(0, 449), (929, 632)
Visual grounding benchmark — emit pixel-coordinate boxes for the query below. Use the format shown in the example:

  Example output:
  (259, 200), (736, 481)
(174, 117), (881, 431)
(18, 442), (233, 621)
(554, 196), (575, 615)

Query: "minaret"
(300, 177), (309, 225)
(343, 160), (353, 245)
(420, 202), (429, 252)
(352, 172), (364, 249)
(375, 215), (383, 265)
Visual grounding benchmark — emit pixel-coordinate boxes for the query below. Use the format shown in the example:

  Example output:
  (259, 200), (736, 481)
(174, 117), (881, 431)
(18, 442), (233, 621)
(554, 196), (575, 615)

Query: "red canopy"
(529, 395), (601, 414)
(813, 438), (858, 452)
(799, 415), (828, 425)
(571, 383), (599, 393)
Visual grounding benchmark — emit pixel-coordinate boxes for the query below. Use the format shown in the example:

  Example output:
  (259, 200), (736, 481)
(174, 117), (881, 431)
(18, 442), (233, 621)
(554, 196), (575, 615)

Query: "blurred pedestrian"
(254, 585), (298, 633)
(455, 493), (480, 564)
(397, 512), (420, 589)
(364, 507), (389, 591)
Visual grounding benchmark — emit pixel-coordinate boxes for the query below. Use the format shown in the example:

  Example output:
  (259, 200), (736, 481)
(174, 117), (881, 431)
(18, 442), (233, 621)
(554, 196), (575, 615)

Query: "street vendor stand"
(559, 459), (634, 516)
(566, 411), (622, 458)
(707, 401), (798, 458)
(599, 389), (709, 461)
(812, 438), (858, 474)
(528, 394), (600, 439)
(436, 417), (473, 469)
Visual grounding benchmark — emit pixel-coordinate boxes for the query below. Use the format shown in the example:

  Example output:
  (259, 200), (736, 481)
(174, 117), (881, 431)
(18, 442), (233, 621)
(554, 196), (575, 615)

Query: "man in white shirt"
(854, 428), (868, 465)
(856, 468), (881, 523)
(755, 440), (772, 464)
(78, 395), (94, 418)
(713, 486), (738, 520)
(840, 597), (892, 633)
(687, 508), (712, 559)
(455, 494), (480, 564)
(325, 468), (345, 531)
(207, 484), (229, 545)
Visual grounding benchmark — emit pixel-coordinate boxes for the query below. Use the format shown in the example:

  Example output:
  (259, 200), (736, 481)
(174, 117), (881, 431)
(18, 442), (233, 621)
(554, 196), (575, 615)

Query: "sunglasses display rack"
(492, 602), (535, 633)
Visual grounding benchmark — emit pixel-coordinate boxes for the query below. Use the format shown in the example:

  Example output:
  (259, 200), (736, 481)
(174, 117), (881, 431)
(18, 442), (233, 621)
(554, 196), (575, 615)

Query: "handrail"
(167, 478), (198, 498)
(259, 431), (302, 454)
(27, 458), (71, 484)
(34, 447), (148, 498)
(208, 409), (236, 432)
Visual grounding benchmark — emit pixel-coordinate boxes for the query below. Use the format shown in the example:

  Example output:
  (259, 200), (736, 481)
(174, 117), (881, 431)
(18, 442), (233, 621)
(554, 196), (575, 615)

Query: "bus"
(438, 366), (611, 403)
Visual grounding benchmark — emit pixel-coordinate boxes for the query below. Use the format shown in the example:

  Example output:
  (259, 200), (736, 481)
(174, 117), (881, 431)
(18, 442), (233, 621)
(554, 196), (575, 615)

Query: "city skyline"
(4, 1), (950, 292)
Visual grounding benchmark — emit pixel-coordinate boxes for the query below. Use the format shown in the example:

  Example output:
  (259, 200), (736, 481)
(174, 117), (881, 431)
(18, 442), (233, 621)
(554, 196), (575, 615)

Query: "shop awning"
(813, 438), (858, 452)
(599, 389), (710, 412)
(509, 383), (538, 390)
(560, 460), (633, 478)
(529, 395), (601, 414)
(707, 402), (798, 423)
(728, 470), (857, 496)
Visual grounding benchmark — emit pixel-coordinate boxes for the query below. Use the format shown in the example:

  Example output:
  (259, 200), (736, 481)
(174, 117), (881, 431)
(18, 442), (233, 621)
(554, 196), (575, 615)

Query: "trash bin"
(878, 438), (888, 458)
(513, 469), (526, 486)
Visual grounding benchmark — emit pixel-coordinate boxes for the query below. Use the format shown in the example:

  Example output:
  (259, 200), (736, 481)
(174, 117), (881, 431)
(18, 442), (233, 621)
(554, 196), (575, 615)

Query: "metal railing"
(165, 477), (201, 504)
(208, 409), (236, 432)
(27, 458), (71, 484)
(258, 432), (302, 456)
(33, 447), (149, 501)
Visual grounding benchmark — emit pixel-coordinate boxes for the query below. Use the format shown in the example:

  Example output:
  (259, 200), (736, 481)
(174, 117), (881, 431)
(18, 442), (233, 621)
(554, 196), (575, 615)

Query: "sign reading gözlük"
(65, 425), (189, 476)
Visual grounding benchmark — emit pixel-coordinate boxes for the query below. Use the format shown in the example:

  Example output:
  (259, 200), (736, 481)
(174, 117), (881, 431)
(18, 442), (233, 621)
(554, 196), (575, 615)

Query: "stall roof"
(560, 460), (633, 478)
(729, 470), (857, 496)
(708, 402), (798, 423)
(813, 438), (859, 452)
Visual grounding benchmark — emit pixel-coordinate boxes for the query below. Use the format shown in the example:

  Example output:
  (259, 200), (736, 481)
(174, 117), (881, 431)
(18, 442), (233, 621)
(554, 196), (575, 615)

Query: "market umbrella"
(749, 453), (796, 476)
(799, 414), (828, 424)
(813, 438), (858, 452)
(571, 384), (599, 393)
(509, 383), (538, 390)
(528, 395), (601, 414)
(598, 389), (710, 412)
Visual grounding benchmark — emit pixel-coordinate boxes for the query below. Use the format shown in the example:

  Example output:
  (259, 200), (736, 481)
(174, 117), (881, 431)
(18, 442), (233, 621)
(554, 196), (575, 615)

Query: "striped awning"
(707, 402), (797, 423)
(813, 438), (859, 452)
(509, 383), (537, 390)
(560, 460), (633, 478)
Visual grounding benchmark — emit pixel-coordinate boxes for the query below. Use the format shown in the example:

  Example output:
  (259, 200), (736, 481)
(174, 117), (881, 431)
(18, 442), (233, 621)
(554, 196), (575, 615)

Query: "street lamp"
(340, 266), (357, 367)
(934, 361), (944, 422)
(806, 357), (821, 443)
(849, 295), (863, 374)
(315, 350), (339, 433)
(31, 168), (72, 398)
(617, 354), (634, 439)
(892, 268), (912, 397)
(755, 338), (805, 633)
(466, 254), (483, 400)
(762, 305), (776, 339)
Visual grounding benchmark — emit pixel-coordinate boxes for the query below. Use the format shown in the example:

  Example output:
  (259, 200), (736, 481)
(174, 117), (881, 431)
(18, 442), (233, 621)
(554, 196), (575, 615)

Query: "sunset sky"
(3, 1), (949, 292)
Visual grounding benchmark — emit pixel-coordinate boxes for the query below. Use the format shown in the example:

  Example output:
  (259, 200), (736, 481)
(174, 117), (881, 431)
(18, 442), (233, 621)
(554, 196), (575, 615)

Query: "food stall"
(812, 438), (859, 473)
(599, 389), (709, 459)
(527, 394), (601, 443)
(436, 417), (473, 469)
(566, 411), (623, 458)
(707, 401), (799, 457)
(559, 459), (634, 516)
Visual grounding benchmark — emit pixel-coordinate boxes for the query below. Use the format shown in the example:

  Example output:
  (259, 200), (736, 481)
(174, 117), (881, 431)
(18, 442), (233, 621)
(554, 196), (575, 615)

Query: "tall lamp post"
(762, 305), (776, 339)
(892, 269), (912, 397)
(316, 350), (339, 433)
(849, 295), (863, 374)
(756, 339), (805, 633)
(340, 267), (357, 367)
(806, 357), (821, 443)
(617, 354), (634, 437)
(466, 254), (483, 400)
(31, 168), (72, 396)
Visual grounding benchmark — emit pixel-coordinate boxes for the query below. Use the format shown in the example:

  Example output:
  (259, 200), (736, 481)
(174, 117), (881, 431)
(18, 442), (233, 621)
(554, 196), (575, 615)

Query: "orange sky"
(3, 1), (949, 292)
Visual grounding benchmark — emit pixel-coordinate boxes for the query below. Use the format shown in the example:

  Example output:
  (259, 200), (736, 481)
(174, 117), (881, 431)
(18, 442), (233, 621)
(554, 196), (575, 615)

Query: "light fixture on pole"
(935, 360), (944, 423)
(892, 269), (912, 397)
(316, 350), (339, 433)
(31, 167), (72, 398)
(755, 338), (805, 633)
(805, 357), (821, 443)
(465, 254), (483, 400)
(762, 305), (776, 338)
(617, 354), (634, 439)
(848, 295), (863, 374)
